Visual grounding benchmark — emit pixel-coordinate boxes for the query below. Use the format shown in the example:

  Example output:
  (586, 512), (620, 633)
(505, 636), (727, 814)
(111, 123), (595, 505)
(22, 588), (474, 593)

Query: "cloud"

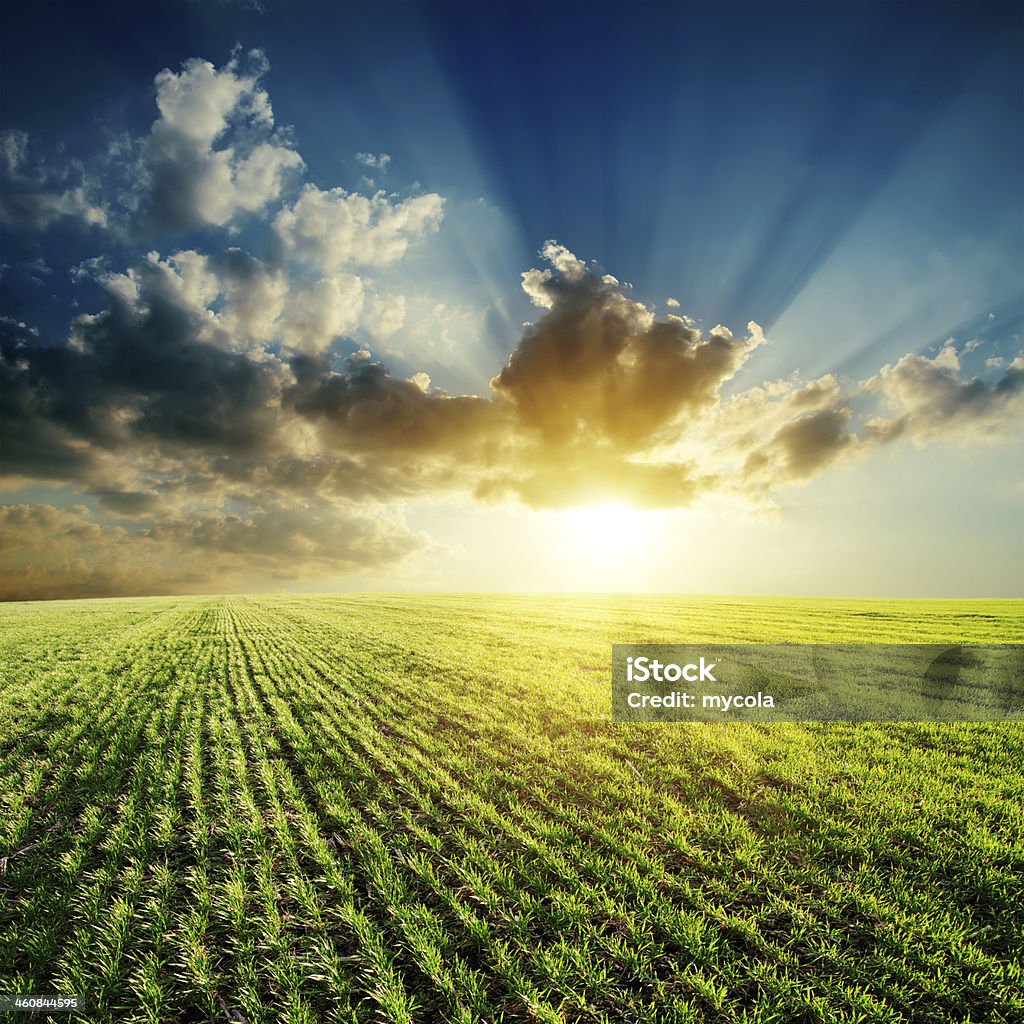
(0, 501), (421, 601)
(0, 186), (108, 230)
(2, 49), (1021, 599)
(10, 243), (739, 537)
(6, 241), (1021, 588)
(273, 183), (444, 271)
(363, 293), (406, 338)
(277, 274), (365, 354)
(0, 129), (29, 177)
(0, 129), (108, 230)
(0, 54), (304, 238)
(474, 243), (770, 508)
(496, 243), (764, 449)
(743, 406), (857, 483)
(355, 152), (391, 171)
(864, 345), (1024, 446)
(702, 374), (859, 489)
(83, 244), (416, 358)
(136, 51), (304, 234)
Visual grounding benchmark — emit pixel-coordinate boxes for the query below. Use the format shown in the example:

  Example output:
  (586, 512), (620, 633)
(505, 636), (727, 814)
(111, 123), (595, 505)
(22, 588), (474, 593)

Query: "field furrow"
(1, 594), (1021, 1023)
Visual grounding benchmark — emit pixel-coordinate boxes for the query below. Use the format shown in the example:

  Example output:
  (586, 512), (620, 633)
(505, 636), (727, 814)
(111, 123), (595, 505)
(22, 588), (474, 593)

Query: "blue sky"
(1, 0), (1022, 597)
(5, 1), (1021, 357)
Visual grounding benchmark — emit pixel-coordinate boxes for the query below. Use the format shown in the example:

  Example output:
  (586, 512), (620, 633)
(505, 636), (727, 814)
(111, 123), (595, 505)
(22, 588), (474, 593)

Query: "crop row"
(1, 595), (1022, 1022)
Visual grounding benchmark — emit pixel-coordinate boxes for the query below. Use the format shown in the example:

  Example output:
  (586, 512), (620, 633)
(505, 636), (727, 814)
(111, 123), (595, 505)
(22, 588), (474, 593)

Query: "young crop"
(0, 594), (1021, 1022)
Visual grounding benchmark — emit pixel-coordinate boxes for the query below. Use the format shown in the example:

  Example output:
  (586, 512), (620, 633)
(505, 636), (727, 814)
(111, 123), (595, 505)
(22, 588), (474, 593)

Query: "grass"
(1, 593), (1022, 1023)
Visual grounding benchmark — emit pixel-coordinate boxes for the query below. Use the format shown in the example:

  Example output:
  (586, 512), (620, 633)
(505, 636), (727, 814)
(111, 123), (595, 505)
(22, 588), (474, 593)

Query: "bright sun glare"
(560, 503), (660, 560)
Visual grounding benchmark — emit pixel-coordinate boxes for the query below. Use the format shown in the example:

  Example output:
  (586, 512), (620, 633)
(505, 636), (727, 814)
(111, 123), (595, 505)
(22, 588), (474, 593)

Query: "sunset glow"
(559, 504), (665, 562)
(1, 1), (1021, 598)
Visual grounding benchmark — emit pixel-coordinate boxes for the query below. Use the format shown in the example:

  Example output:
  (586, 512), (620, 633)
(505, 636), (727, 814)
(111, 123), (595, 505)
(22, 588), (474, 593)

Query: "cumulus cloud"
(136, 51), (304, 234)
(472, 243), (770, 507)
(363, 293), (406, 338)
(273, 184), (444, 271)
(743, 406), (857, 484)
(497, 244), (764, 449)
(6, 240), (1022, 589)
(276, 274), (365, 354)
(0, 54), (305, 237)
(3, 50), (1021, 599)
(699, 373), (859, 489)
(77, 244), (415, 358)
(865, 345), (1024, 445)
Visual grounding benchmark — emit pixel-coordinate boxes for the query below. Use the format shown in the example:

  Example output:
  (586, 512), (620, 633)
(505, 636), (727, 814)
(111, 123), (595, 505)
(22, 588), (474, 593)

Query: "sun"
(559, 502), (661, 560)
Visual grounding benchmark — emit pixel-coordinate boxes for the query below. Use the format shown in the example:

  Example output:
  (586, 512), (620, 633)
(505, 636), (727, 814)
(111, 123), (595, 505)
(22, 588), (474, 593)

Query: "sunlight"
(559, 502), (661, 561)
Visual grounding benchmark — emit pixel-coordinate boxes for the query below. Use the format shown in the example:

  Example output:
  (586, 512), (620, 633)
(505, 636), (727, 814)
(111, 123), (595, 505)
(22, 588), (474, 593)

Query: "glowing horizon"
(1, 1), (1021, 600)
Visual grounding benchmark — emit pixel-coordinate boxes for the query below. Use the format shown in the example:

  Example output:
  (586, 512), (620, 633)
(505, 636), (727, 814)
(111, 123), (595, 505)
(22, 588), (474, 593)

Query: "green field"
(2, 595), (1023, 1024)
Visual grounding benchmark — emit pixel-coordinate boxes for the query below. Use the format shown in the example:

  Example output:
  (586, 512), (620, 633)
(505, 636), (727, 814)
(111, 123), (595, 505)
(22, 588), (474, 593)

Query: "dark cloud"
(492, 244), (762, 450)
(0, 188), (106, 230)
(1, 318), (102, 482)
(5, 46), (1024, 611)
(289, 354), (499, 456)
(744, 406), (856, 483)
(4, 238), (1023, 598)
(2, 271), (286, 469)
(91, 488), (162, 516)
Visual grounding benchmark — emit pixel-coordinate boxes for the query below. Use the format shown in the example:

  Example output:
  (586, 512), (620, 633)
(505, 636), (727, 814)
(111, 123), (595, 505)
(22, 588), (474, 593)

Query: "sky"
(0, 0), (1022, 600)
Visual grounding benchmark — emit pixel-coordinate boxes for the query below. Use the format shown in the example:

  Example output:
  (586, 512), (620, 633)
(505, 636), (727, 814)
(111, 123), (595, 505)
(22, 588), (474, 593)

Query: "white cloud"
(274, 184), (444, 272)
(93, 247), (369, 356)
(355, 152), (391, 171)
(277, 274), (365, 354)
(139, 52), (303, 233)
(152, 55), (269, 147)
(0, 129), (29, 177)
(363, 292), (407, 338)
